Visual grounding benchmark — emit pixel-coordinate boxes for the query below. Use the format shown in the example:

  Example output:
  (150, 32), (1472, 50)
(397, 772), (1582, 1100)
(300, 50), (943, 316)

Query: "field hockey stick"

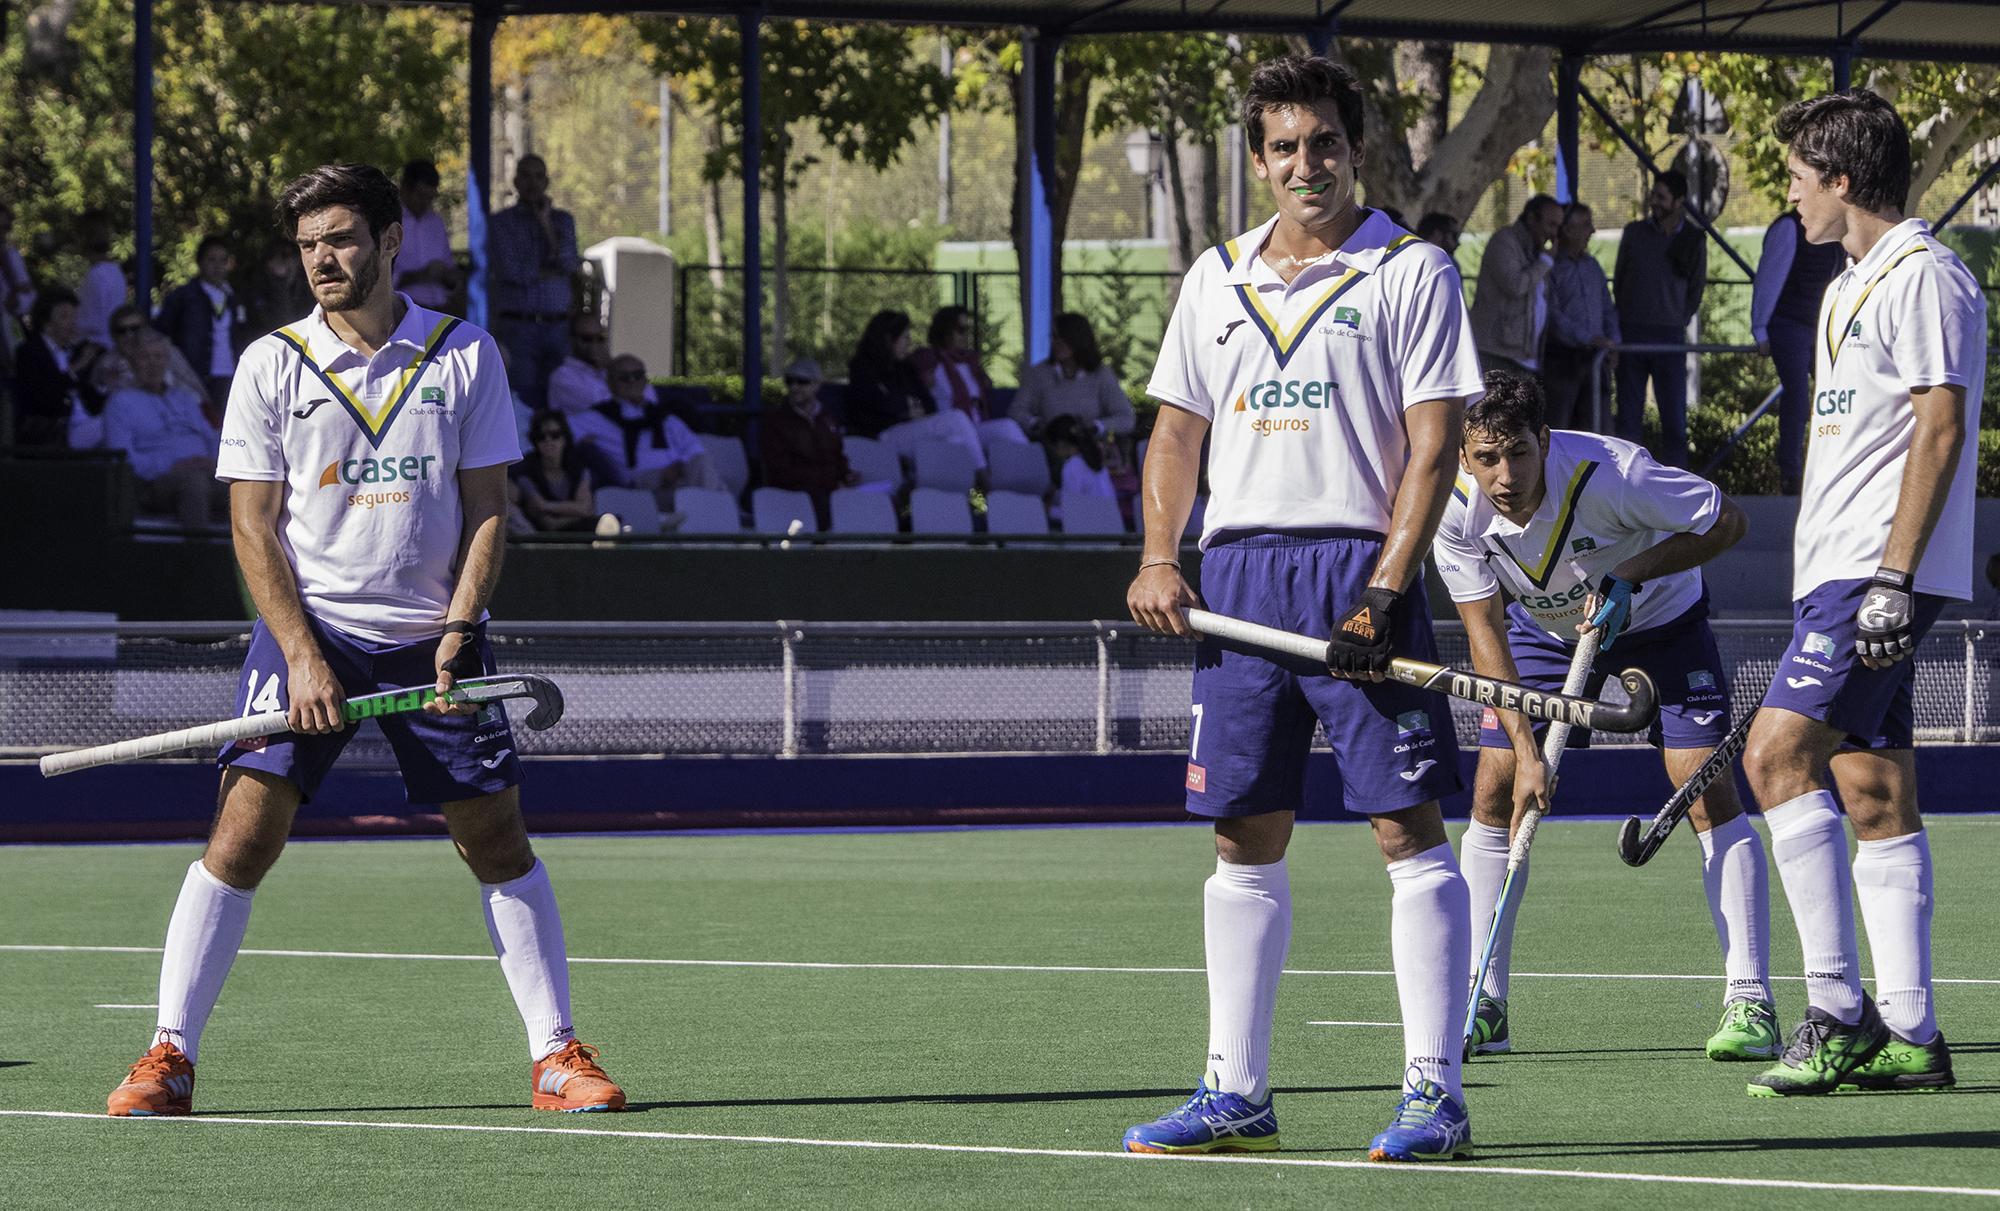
(1462, 628), (1598, 1052)
(1184, 608), (1658, 733)
(37, 674), (565, 778)
(1615, 706), (1757, 867)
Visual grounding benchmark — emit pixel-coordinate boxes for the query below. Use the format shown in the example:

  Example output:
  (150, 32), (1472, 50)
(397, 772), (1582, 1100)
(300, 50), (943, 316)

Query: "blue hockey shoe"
(1367, 1079), (1473, 1162)
(1122, 1081), (1279, 1154)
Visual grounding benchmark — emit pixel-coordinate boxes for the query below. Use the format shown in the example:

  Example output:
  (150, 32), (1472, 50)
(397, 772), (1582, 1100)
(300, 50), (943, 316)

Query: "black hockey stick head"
(1616, 816), (1649, 866)
(456, 674), (566, 731)
(1592, 668), (1660, 733)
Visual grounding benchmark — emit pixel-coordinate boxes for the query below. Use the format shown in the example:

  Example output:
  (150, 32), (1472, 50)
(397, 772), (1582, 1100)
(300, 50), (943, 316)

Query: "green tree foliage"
(0, 1), (465, 292)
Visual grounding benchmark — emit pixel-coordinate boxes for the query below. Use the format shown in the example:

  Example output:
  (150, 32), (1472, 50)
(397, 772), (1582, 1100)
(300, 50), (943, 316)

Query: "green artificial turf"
(1, 819), (1995, 1209)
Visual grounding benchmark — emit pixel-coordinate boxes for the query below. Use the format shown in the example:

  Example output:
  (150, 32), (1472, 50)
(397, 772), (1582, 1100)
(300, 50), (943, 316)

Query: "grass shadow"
(1485, 1126), (2000, 1161)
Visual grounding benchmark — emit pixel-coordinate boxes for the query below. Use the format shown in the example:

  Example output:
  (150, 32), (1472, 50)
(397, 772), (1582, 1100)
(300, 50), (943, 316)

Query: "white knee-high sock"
(154, 860), (254, 1065)
(1388, 842), (1469, 1102)
(1696, 814), (1772, 1005)
(1203, 858), (1291, 1102)
(1852, 830), (1937, 1043)
(1459, 821), (1521, 1000)
(481, 859), (577, 1061)
(1764, 791), (1863, 1023)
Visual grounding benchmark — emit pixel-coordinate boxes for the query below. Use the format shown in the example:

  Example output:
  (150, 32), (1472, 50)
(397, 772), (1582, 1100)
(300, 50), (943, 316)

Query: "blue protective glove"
(1589, 575), (1640, 651)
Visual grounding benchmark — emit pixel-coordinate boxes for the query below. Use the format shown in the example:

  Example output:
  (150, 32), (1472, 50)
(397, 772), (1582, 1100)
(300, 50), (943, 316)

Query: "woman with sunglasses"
(512, 409), (598, 532)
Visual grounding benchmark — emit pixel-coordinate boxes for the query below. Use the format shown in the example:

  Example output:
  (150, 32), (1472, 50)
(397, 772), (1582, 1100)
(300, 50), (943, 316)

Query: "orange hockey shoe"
(107, 1042), (195, 1117)
(530, 1040), (626, 1113)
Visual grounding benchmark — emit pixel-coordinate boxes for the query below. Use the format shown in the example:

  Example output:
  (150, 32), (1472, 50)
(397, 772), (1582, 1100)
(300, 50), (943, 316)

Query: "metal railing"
(1585, 341), (1761, 436)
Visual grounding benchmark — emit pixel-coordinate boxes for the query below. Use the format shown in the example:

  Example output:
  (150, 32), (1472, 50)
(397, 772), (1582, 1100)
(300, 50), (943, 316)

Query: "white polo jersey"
(216, 294), (522, 644)
(1796, 218), (1985, 601)
(1432, 431), (1722, 639)
(1148, 209), (1484, 547)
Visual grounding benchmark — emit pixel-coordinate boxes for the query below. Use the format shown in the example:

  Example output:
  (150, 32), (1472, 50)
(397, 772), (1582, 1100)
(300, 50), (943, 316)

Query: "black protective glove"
(1856, 567), (1916, 667)
(1327, 587), (1402, 676)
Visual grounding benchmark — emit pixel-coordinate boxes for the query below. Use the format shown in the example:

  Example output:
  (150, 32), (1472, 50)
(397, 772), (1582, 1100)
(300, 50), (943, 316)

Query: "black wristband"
(442, 619), (478, 637)
(1871, 567), (1913, 591)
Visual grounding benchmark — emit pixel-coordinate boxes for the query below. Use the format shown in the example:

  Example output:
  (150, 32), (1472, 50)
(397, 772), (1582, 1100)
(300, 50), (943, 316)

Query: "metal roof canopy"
(127, 0), (2000, 391)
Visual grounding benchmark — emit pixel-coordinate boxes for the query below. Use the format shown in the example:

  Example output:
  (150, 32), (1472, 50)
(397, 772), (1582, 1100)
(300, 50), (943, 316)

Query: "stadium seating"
(1060, 491), (1126, 535)
(702, 435), (752, 496)
(842, 436), (901, 487)
(912, 441), (978, 491)
(829, 487), (899, 533)
(909, 487), (973, 534)
(751, 487), (817, 533)
(984, 490), (1050, 535)
(987, 441), (1052, 495)
(674, 486), (744, 533)
(592, 486), (665, 535)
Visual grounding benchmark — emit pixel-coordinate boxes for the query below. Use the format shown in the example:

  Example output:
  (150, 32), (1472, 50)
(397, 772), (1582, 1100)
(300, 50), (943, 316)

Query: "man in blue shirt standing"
(488, 155), (581, 412)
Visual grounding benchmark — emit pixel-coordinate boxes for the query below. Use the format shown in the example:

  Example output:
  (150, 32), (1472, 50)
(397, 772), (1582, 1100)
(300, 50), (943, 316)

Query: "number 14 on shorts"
(244, 670), (283, 715)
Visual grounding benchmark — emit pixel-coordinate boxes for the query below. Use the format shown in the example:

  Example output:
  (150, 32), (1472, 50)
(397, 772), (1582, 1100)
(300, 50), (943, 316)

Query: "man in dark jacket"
(154, 235), (248, 408)
(1613, 170), (1708, 467)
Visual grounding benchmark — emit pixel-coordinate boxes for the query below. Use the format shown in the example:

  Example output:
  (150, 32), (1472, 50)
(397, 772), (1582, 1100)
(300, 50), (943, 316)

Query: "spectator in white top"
(1008, 312), (1135, 440)
(101, 333), (226, 527)
(1045, 413), (1114, 509)
(396, 160), (459, 312)
(1470, 194), (1560, 374)
(74, 209), (128, 350)
(568, 353), (723, 507)
(154, 235), (247, 408)
(547, 314), (613, 416)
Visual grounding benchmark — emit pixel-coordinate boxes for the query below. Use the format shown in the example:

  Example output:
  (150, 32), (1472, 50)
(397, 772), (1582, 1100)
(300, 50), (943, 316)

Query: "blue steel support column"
(1833, 44), (1853, 92)
(740, 7), (765, 397)
(467, 2), (497, 330)
(133, 0), (155, 308)
(1022, 28), (1059, 365)
(1306, 19), (1335, 57)
(1556, 50), (1582, 206)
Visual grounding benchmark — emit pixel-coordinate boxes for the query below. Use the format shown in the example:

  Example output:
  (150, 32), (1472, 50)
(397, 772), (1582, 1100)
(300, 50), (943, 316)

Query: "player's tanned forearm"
(230, 480), (322, 670)
(1457, 593), (1540, 754)
(445, 464), (510, 625)
(1612, 496), (1748, 584)
(1369, 398), (1465, 594)
(1139, 406), (1209, 565)
(1880, 384), (1967, 575)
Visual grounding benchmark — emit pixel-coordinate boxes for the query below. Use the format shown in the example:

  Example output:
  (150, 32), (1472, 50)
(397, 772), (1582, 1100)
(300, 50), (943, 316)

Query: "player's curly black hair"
(1465, 369), (1546, 441)
(276, 163), (402, 245)
(1775, 89), (1911, 215)
(1242, 55), (1364, 155)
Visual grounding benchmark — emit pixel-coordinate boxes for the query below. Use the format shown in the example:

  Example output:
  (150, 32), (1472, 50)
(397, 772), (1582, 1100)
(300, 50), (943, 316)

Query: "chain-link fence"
(5, 619), (1998, 766)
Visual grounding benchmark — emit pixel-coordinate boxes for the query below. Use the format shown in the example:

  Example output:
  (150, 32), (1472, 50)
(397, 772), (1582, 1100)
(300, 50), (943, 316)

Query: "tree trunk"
(701, 111), (727, 335)
(770, 155), (789, 370)
(1395, 42), (1452, 171)
(1908, 71), (1997, 215)
(1200, 133), (1221, 248)
(1164, 114), (1197, 275)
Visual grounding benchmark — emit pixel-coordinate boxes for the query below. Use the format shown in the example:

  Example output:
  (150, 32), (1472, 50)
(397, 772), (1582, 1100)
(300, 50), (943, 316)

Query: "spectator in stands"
(238, 238), (314, 336)
(547, 314), (612, 415)
(0, 200), (32, 376)
(1046, 414), (1113, 499)
(489, 154), (579, 410)
(1614, 168), (1707, 468)
(154, 235), (247, 408)
(1470, 194), (1561, 375)
(74, 209), (128, 350)
(1751, 208), (1844, 494)
(396, 159), (458, 312)
(913, 305), (994, 421)
(1008, 312), (1135, 441)
(1543, 203), (1619, 430)
(92, 303), (212, 420)
(569, 353), (722, 507)
(101, 333), (226, 528)
(1416, 211), (1461, 263)
(512, 408), (598, 532)
(762, 356), (856, 530)
(846, 308), (988, 469)
(14, 286), (99, 447)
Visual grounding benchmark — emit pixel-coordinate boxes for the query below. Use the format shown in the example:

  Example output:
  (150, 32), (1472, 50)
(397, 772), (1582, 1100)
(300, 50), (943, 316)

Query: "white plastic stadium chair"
(908, 487), (973, 534)
(842, 436), (901, 487)
(986, 441), (1051, 495)
(912, 440), (977, 492)
(829, 487), (899, 534)
(752, 487), (817, 533)
(674, 486), (743, 533)
(983, 490), (1050, 535)
(700, 434), (752, 495)
(1060, 491), (1126, 536)
(592, 486), (664, 535)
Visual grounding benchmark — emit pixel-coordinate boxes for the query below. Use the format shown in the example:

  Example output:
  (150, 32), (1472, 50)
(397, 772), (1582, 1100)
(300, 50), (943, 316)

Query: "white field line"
(0, 1111), (1993, 1199)
(4, 944), (1998, 985)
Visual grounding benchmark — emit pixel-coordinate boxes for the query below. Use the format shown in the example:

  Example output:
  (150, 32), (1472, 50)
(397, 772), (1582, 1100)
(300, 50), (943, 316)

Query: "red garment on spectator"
(911, 345), (994, 422)
(761, 402), (850, 529)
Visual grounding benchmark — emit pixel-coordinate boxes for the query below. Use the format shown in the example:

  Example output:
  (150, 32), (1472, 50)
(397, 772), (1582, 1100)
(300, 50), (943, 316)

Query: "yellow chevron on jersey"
(1823, 240), (1928, 368)
(1487, 458), (1599, 589)
(1216, 232), (1422, 370)
(272, 316), (460, 449)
